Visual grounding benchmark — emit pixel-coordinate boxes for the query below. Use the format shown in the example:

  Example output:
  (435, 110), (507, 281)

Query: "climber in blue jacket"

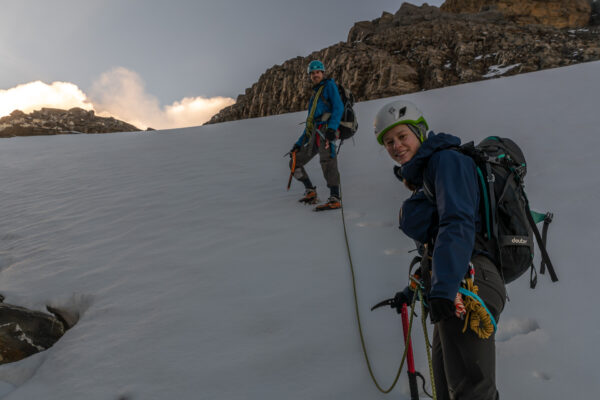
(289, 59), (344, 211)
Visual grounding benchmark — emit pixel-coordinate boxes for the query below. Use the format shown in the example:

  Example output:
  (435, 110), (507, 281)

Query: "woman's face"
(382, 124), (421, 165)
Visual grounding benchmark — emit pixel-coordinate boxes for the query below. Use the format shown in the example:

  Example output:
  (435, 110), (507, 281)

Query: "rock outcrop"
(441, 0), (592, 29)
(592, 0), (600, 25)
(0, 107), (141, 138)
(0, 301), (78, 364)
(206, 2), (599, 125)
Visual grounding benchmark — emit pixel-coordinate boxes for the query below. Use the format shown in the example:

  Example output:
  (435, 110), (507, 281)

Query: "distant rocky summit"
(0, 107), (141, 138)
(591, 0), (600, 24)
(206, 0), (600, 125)
(441, 0), (592, 28)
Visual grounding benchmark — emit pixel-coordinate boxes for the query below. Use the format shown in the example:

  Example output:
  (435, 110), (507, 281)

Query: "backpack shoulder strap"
(422, 145), (495, 242)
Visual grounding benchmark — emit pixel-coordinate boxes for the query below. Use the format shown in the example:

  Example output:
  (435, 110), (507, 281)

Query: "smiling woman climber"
(373, 99), (506, 400)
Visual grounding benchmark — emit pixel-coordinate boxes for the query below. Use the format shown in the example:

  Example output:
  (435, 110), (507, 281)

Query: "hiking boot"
(298, 188), (318, 204)
(314, 196), (341, 211)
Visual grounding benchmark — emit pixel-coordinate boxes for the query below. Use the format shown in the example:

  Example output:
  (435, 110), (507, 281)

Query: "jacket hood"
(400, 132), (461, 187)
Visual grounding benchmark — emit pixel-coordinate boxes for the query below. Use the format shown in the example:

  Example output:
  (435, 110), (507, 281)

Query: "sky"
(0, 61), (597, 399)
(0, 0), (444, 129)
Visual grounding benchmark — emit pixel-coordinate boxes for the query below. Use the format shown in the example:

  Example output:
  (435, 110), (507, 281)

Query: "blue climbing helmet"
(307, 60), (325, 74)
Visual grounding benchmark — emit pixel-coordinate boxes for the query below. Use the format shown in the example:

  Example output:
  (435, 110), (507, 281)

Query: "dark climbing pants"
(290, 132), (340, 189)
(432, 255), (506, 400)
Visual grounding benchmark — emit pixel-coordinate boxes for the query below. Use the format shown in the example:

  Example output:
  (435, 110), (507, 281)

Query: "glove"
(390, 290), (411, 314)
(290, 143), (301, 153)
(325, 128), (337, 141)
(428, 297), (455, 323)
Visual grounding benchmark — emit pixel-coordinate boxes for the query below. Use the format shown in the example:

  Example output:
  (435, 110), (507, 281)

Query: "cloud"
(90, 67), (235, 130)
(163, 96), (236, 129)
(0, 68), (235, 130)
(0, 81), (94, 117)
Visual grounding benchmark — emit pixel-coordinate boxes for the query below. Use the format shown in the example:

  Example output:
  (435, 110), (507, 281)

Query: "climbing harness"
(339, 183), (436, 397)
(411, 253), (497, 340)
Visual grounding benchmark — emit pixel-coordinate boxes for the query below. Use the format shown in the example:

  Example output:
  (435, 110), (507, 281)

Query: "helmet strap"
(407, 124), (426, 143)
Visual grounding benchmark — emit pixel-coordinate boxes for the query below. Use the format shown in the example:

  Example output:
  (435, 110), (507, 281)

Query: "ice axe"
(286, 150), (297, 191)
(371, 298), (429, 399)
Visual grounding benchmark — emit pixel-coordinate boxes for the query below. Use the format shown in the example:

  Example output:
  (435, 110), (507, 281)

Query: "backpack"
(425, 136), (558, 288)
(318, 80), (358, 141)
(336, 85), (358, 140)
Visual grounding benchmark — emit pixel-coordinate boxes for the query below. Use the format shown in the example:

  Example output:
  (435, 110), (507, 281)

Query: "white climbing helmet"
(373, 100), (429, 145)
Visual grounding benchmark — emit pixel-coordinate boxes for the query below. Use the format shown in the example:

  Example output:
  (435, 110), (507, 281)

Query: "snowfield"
(0, 61), (598, 399)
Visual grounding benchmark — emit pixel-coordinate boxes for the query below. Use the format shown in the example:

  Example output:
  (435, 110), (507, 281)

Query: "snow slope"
(0, 61), (598, 399)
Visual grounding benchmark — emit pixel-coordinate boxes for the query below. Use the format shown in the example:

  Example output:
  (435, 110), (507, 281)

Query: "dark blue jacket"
(295, 78), (343, 147)
(399, 132), (480, 301)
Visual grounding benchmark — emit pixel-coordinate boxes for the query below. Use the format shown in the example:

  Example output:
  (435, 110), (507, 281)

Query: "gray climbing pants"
(432, 255), (506, 400)
(291, 131), (339, 189)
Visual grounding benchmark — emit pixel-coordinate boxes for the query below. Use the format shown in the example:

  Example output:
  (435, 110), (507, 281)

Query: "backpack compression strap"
(525, 203), (559, 282)
(539, 212), (553, 276)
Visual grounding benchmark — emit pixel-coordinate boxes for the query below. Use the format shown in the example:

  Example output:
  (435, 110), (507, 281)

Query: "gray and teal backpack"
(463, 137), (558, 287)
(426, 137), (559, 288)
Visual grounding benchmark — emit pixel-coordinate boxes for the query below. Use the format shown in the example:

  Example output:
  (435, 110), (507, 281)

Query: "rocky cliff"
(0, 107), (141, 138)
(591, 0), (600, 25)
(441, 0), (592, 28)
(206, 1), (599, 125)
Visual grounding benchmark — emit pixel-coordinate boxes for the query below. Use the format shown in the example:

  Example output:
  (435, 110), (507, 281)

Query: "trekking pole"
(287, 150), (297, 191)
(401, 303), (419, 400)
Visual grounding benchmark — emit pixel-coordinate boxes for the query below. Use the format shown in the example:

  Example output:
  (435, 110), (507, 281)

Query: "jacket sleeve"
(426, 150), (479, 301)
(295, 131), (307, 147)
(323, 80), (343, 131)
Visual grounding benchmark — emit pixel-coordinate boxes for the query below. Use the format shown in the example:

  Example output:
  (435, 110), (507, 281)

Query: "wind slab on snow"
(0, 62), (598, 399)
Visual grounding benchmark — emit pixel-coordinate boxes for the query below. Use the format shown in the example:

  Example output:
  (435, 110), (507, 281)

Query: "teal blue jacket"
(295, 78), (343, 147)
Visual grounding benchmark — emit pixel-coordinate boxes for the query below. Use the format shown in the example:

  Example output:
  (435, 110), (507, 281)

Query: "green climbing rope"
(339, 185), (436, 397)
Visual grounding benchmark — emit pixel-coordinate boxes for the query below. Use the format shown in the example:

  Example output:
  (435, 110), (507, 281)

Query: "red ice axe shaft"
(401, 303), (419, 400)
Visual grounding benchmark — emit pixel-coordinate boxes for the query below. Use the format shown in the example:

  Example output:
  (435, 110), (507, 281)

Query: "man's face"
(310, 70), (324, 85)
